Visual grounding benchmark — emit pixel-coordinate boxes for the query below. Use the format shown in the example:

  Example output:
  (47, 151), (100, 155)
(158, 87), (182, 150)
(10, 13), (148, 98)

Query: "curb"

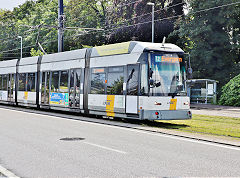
(0, 165), (20, 178)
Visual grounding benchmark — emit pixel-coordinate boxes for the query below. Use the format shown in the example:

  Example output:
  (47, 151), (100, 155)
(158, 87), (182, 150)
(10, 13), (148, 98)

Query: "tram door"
(69, 69), (81, 108)
(41, 71), (50, 105)
(7, 74), (14, 102)
(126, 64), (140, 114)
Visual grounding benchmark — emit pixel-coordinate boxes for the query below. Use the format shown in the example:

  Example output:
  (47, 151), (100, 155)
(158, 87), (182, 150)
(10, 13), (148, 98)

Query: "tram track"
(0, 104), (239, 149)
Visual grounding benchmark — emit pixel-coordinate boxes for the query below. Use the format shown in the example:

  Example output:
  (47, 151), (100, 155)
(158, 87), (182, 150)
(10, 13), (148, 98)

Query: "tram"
(0, 41), (191, 120)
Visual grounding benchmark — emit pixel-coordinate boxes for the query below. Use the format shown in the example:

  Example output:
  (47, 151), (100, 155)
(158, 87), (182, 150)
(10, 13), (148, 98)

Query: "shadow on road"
(122, 118), (189, 129)
(143, 121), (189, 129)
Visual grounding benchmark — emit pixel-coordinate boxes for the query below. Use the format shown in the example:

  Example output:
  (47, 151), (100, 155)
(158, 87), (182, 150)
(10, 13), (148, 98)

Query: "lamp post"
(147, 2), (155, 43)
(17, 36), (22, 59)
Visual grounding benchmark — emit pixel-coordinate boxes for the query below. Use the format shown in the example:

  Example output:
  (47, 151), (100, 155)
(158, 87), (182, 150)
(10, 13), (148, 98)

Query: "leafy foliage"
(107, 0), (186, 43)
(30, 48), (44, 56)
(171, 0), (240, 87)
(0, 0), (186, 60)
(219, 74), (240, 106)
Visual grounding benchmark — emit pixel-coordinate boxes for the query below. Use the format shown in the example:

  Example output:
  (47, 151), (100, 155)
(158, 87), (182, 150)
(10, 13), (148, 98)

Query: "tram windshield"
(149, 52), (186, 96)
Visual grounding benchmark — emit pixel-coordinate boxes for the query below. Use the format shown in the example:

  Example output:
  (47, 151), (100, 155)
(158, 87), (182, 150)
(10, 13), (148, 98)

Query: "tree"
(219, 74), (240, 106)
(106, 0), (186, 44)
(172, 0), (240, 87)
(64, 0), (110, 48)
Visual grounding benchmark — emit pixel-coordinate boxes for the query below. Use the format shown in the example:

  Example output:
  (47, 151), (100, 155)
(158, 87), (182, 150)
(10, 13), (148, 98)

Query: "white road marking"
(83, 141), (127, 154)
(0, 107), (240, 152)
(0, 165), (20, 178)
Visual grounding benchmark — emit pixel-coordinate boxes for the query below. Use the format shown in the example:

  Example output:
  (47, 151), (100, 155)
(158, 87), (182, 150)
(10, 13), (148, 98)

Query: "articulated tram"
(0, 41), (191, 120)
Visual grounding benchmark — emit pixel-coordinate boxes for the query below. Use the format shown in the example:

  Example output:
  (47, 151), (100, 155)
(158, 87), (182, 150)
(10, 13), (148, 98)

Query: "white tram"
(0, 41), (191, 120)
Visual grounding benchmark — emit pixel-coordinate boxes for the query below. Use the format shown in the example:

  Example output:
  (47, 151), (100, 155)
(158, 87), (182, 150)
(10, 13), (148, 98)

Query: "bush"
(219, 74), (240, 106)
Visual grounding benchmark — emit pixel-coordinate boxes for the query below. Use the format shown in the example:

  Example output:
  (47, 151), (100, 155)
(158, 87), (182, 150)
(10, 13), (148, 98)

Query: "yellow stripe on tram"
(106, 95), (115, 117)
(169, 98), (177, 110)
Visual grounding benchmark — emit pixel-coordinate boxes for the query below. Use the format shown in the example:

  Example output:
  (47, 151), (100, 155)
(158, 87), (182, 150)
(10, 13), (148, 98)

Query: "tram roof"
(91, 41), (184, 57)
(41, 48), (87, 63)
(0, 59), (18, 68)
(18, 56), (38, 66)
(0, 59), (18, 74)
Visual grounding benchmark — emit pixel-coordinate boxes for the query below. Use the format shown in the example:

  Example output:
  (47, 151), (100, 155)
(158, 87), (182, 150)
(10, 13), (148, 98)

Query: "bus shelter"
(186, 79), (218, 104)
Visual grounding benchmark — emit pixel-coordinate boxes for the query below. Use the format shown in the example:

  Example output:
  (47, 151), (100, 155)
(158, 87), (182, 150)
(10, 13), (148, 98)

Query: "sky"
(0, 0), (28, 11)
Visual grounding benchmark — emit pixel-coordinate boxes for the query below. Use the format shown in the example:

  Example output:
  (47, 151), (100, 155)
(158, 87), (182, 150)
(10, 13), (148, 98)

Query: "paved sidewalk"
(191, 104), (240, 118)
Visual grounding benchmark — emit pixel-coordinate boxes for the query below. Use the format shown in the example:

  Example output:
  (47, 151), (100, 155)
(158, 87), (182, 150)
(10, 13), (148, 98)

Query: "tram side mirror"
(127, 69), (135, 83)
(149, 68), (153, 79)
(155, 82), (161, 87)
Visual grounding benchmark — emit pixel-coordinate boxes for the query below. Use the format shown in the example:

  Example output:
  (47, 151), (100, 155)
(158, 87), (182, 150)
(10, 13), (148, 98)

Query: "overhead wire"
(64, 1), (186, 32)
(101, 0), (240, 32)
(58, 0), (240, 45)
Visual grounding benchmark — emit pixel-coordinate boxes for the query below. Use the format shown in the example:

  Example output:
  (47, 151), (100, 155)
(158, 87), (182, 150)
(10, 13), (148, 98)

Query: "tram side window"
(140, 64), (149, 95)
(2, 75), (7, 91)
(51, 71), (59, 92)
(107, 67), (124, 95)
(60, 71), (68, 93)
(41, 72), (45, 93)
(18, 73), (26, 91)
(0, 75), (2, 90)
(127, 65), (139, 95)
(91, 68), (106, 94)
(27, 73), (36, 92)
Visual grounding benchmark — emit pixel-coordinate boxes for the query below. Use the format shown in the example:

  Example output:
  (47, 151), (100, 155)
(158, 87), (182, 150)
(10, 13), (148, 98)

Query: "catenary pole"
(17, 36), (22, 58)
(58, 0), (64, 52)
(147, 2), (155, 43)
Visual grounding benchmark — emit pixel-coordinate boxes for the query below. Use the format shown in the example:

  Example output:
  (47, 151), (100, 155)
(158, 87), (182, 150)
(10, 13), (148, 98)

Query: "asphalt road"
(0, 107), (240, 177)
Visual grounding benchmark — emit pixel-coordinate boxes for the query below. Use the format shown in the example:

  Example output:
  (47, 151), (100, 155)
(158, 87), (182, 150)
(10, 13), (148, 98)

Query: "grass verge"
(155, 114), (240, 138)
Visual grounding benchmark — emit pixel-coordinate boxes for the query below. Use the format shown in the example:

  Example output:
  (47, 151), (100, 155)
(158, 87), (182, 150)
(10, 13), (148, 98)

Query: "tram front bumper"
(140, 109), (192, 120)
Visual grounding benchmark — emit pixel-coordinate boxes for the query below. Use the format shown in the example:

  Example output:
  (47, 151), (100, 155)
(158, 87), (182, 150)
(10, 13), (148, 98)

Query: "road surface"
(0, 107), (240, 177)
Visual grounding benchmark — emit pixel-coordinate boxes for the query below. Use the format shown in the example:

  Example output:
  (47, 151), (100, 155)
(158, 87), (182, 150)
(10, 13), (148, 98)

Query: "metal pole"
(152, 4), (154, 43)
(147, 2), (155, 43)
(58, 0), (64, 52)
(18, 36), (22, 59)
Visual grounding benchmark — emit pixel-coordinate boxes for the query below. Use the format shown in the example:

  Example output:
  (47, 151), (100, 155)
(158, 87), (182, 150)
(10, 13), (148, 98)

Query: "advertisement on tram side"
(50, 92), (69, 106)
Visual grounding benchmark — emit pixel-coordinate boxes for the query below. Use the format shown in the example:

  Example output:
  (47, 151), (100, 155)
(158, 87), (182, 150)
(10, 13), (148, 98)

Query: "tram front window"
(149, 53), (186, 96)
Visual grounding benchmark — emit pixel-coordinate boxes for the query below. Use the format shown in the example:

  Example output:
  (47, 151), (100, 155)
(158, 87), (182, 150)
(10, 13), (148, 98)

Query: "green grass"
(154, 115), (240, 138)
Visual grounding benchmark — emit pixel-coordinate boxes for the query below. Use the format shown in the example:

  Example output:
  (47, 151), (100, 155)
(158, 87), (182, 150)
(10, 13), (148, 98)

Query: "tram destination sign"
(155, 55), (182, 63)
